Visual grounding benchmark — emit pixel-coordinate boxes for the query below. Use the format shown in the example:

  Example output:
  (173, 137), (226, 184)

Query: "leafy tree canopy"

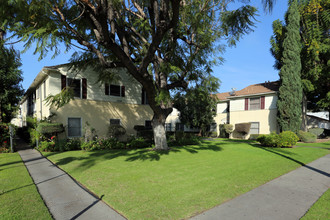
(173, 76), (219, 136)
(1, 0), (274, 149)
(271, 0), (330, 113)
(0, 41), (24, 123)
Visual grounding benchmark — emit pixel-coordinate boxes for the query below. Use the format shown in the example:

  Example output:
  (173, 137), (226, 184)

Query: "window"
(245, 96), (265, 110)
(250, 122), (259, 134)
(142, 89), (149, 104)
(145, 120), (152, 129)
(105, 84), (125, 97)
(165, 123), (172, 131)
(110, 119), (121, 125)
(67, 78), (81, 98)
(249, 98), (260, 110)
(68, 118), (82, 137)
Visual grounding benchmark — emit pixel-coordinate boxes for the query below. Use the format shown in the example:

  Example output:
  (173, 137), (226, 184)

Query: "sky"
(15, 1), (288, 94)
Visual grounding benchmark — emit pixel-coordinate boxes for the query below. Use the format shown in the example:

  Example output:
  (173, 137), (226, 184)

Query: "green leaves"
(44, 87), (74, 110)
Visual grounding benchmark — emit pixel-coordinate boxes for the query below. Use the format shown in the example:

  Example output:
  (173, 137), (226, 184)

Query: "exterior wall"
(230, 109), (278, 138)
(56, 66), (143, 105)
(52, 99), (153, 139)
(230, 94), (277, 112)
(165, 108), (181, 132)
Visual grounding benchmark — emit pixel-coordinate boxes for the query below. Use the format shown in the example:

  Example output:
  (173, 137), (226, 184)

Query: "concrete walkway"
(191, 153), (330, 220)
(17, 139), (126, 220)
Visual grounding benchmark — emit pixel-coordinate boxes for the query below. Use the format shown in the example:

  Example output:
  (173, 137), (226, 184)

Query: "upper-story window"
(245, 96), (265, 111)
(61, 75), (87, 99)
(67, 78), (81, 98)
(105, 84), (125, 97)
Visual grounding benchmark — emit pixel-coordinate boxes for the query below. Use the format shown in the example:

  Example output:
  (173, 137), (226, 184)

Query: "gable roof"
(216, 81), (280, 101)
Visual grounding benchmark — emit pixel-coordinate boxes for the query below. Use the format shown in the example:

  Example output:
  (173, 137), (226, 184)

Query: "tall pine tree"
(277, 0), (303, 133)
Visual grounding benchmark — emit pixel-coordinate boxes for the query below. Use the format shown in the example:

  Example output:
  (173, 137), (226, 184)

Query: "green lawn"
(43, 139), (329, 220)
(297, 140), (330, 148)
(301, 189), (330, 220)
(0, 153), (52, 220)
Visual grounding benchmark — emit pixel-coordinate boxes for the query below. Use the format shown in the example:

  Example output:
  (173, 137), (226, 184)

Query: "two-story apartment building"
(19, 64), (154, 139)
(214, 81), (280, 138)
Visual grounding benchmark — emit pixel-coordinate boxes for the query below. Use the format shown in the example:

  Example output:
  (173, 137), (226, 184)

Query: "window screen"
(250, 122), (260, 134)
(249, 98), (260, 110)
(68, 118), (81, 137)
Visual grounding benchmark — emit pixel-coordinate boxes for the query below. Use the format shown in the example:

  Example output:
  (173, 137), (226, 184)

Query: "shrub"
(308, 128), (324, 138)
(209, 131), (218, 138)
(257, 131), (299, 148)
(249, 134), (260, 140)
(38, 140), (56, 152)
(108, 124), (126, 139)
(235, 123), (251, 135)
(175, 131), (185, 140)
(137, 129), (154, 141)
(277, 131), (299, 147)
(257, 132), (279, 147)
(64, 138), (82, 151)
(224, 124), (234, 135)
(0, 123), (10, 149)
(128, 137), (152, 148)
(37, 123), (64, 135)
(81, 140), (101, 151)
(298, 130), (316, 143)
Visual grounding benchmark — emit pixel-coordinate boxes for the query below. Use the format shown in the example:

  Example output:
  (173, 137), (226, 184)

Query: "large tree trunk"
(152, 110), (170, 150)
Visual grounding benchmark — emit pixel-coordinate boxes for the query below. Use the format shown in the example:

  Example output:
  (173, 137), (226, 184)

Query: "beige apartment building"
(214, 81), (280, 138)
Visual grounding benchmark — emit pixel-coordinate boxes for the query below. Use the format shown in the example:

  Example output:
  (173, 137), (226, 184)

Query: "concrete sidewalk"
(17, 139), (126, 220)
(191, 153), (330, 220)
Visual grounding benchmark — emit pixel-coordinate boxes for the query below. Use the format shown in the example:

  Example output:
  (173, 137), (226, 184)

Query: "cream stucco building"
(214, 81), (280, 138)
(19, 64), (155, 139)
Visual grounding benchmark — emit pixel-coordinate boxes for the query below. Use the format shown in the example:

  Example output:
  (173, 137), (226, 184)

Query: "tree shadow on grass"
(253, 145), (330, 178)
(48, 142), (223, 171)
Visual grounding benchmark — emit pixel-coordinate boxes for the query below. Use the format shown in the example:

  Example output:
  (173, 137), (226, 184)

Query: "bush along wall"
(0, 123), (11, 153)
(257, 131), (299, 148)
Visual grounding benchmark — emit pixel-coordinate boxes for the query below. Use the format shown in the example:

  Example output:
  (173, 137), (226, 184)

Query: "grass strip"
(0, 153), (52, 220)
(301, 189), (330, 220)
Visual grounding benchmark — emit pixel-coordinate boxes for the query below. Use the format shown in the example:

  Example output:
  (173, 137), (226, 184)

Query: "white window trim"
(67, 117), (82, 138)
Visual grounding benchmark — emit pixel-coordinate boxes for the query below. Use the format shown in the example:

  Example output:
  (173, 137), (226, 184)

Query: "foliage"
(271, 0), (330, 113)
(25, 117), (41, 147)
(0, 44), (24, 123)
(278, 131), (299, 147)
(44, 87), (74, 110)
(276, 0), (303, 133)
(257, 133), (280, 147)
(127, 137), (152, 149)
(235, 123), (251, 135)
(38, 140), (56, 152)
(1, 0), (274, 150)
(174, 77), (219, 136)
(224, 124), (234, 135)
(298, 130), (317, 143)
(63, 138), (82, 151)
(308, 127), (324, 138)
(81, 138), (126, 151)
(134, 126), (154, 141)
(37, 123), (64, 135)
(209, 132), (218, 138)
(108, 124), (126, 139)
(257, 131), (299, 147)
(0, 123), (10, 148)
(168, 132), (201, 146)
